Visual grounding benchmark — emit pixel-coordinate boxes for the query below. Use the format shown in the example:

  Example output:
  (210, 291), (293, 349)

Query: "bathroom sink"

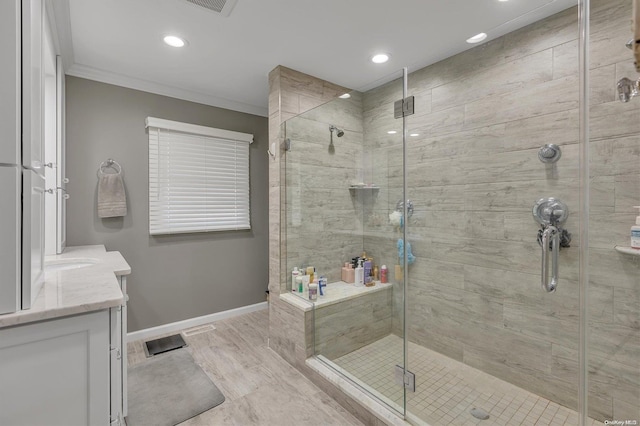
(45, 258), (99, 272)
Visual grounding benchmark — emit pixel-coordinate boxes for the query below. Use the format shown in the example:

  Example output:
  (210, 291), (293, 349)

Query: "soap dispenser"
(355, 259), (365, 287)
(631, 206), (640, 249)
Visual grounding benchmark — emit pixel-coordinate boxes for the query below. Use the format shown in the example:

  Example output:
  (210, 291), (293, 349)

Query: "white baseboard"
(127, 301), (268, 342)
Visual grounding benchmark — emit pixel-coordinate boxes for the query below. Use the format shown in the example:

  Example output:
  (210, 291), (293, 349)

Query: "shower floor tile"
(332, 335), (605, 426)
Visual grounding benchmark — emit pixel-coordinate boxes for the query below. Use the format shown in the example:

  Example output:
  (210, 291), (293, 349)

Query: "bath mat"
(126, 349), (225, 426)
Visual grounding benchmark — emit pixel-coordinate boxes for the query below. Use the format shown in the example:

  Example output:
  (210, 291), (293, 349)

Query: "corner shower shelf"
(614, 245), (640, 256)
(349, 185), (380, 193)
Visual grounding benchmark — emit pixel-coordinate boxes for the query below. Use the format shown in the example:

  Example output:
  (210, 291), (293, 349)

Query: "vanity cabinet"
(0, 276), (128, 426)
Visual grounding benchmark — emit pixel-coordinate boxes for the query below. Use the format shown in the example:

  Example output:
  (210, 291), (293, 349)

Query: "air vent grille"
(184, 0), (238, 16)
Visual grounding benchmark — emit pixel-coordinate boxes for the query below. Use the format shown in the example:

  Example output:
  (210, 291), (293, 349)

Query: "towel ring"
(98, 159), (122, 177)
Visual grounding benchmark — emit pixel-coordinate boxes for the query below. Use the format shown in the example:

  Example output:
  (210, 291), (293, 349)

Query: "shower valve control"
(533, 198), (570, 293)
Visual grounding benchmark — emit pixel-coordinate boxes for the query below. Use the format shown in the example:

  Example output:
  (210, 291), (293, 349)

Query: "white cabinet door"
(22, 0), (44, 173)
(21, 170), (45, 309)
(0, 166), (21, 314)
(0, 311), (111, 426)
(110, 306), (123, 425)
(0, 0), (20, 165)
(56, 54), (66, 253)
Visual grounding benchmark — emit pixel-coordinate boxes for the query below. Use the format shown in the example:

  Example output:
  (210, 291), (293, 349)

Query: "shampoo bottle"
(355, 259), (365, 287)
(364, 259), (372, 285)
(291, 267), (300, 292)
(341, 263), (350, 282)
(380, 265), (388, 283)
(346, 264), (355, 284)
(632, 206), (640, 249)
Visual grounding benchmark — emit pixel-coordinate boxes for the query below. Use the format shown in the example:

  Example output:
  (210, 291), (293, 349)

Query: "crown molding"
(66, 63), (268, 117)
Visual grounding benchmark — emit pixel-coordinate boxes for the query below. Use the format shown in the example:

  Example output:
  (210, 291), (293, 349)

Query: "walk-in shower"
(279, 0), (639, 424)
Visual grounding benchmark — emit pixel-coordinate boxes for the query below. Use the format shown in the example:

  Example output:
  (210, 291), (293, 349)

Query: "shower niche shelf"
(614, 245), (640, 256)
(349, 185), (380, 193)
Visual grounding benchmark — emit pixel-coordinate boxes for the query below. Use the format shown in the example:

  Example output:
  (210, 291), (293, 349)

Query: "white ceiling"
(54, 0), (577, 117)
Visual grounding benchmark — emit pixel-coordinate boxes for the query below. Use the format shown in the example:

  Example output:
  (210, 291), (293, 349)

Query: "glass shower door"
(401, 2), (589, 424)
(283, 70), (409, 415)
(587, 0), (640, 422)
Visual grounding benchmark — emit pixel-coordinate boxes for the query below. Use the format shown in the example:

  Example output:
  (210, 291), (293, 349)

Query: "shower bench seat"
(280, 281), (394, 360)
(280, 280), (393, 312)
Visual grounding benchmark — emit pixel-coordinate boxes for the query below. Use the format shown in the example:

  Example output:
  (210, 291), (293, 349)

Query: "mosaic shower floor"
(331, 335), (604, 426)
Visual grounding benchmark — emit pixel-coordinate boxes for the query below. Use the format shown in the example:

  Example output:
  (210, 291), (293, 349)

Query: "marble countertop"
(281, 280), (393, 312)
(0, 245), (130, 329)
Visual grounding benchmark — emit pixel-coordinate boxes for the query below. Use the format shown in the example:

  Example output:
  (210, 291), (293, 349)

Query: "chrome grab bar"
(541, 225), (559, 293)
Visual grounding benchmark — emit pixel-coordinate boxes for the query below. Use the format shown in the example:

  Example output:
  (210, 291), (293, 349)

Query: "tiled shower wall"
(284, 93), (366, 286)
(361, 0), (639, 421)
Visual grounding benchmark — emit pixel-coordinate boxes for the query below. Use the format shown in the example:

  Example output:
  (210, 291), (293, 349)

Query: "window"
(146, 117), (252, 235)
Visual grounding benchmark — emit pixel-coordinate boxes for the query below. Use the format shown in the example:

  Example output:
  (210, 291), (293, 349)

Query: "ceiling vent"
(184, 0), (239, 17)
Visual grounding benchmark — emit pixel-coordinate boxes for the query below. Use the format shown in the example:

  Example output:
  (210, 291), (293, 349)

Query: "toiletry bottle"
(632, 206), (640, 249)
(380, 265), (388, 283)
(341, 262), (350, 282)
(296, 276), (304, 293)
(319, 276), (326, 296)
(373, 265), (379, 281)
(306, 266), (315, 284)
(291, 267), (300, 292)
(364, 259), (372, 285)
(346, 264), (355, 283)
(355, 259), (365, 287)
(308, 283), (318, 301)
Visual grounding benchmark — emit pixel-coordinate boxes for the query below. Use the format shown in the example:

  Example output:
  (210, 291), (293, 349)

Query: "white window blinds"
(146, 117), (252, 235)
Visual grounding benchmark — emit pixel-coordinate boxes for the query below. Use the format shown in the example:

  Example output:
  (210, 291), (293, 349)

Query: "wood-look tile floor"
(127, 309), (363, 426)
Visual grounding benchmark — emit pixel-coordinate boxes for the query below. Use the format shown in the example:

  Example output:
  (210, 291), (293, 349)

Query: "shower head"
(329, 125), (344, 137)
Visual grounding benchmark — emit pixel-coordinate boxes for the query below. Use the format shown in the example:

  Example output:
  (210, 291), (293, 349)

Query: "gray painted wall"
(65, 76), (269, 332)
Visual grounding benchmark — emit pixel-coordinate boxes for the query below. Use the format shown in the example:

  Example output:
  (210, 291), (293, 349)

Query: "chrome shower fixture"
(329, 125), (344, 137)
(538, 144), (561, 163)
(617, 77), (640, 103)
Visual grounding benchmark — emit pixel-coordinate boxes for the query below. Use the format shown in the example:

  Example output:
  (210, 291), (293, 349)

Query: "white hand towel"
(98, 174), (127, 218)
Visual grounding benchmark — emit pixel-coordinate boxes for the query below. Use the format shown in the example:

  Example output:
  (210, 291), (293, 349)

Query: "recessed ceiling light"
(466, 33), (487, 44)
(498, 0), (509, 2)
(410, 133), (420, 137)
(387, 130), (397, 134)
(339, 93), (351, 99)
(164, 35), (186, 48)
(371, 53), (390, 64)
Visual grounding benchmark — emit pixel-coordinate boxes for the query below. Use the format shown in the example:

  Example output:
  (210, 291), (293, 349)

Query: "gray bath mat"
(126, 349), (225, 426)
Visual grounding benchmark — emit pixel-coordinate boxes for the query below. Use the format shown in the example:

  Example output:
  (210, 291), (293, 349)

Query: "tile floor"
(127, 309), (364, 426)
(333, 335), (605, 426)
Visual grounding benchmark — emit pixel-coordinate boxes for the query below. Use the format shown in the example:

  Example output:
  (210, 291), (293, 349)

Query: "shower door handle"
(541, 225), (559, 293)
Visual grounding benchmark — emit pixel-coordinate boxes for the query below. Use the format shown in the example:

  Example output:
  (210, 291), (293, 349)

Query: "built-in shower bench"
(279, 281), (394, 360)
(280, 280), (393, 311)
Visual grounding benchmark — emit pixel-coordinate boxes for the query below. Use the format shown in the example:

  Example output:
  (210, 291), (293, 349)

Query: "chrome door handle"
(541, 225), (559, 293)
